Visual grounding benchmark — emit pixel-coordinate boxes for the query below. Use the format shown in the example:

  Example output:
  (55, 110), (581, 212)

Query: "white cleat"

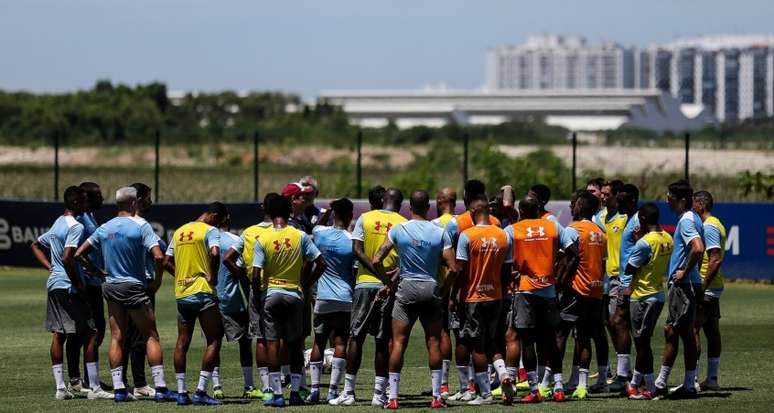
(133, 385), (156, 398)
(55, 388), (75, 400)
(329, 392), (355, 406)
(467, 395), (494, 405)
(448, 390), (475, 401)
(371, 393), (387, 407)
(87, 388), (114, 400)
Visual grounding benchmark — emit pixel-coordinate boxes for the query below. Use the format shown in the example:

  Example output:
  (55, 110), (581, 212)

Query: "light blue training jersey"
(38, 215), (84, 291)
(88, 216), (160, 285)
(618, 213), (639, 287)
(313, 226), (356, 303)
(668, 210), (704, 285)
(78, 212), (104, 286)
(216, 230), (247, 313)
(388, 219), (452, 282)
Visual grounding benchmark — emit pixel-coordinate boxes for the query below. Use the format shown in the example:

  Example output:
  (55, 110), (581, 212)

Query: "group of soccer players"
(32, 175), (727, 407)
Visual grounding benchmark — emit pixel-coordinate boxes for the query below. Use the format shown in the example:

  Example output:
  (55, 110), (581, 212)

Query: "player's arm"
(208, 245), (220, 287)
(62, 246), (84, 293)
(352, 239), (379, 276)
(303, 255), (327, 291)
(252, 268), (262, 293)
(674, 237), (705, 281)
(370, 237), (395, 285)
(74, 240), (106, 280)
(703, 248), (722, 290)
(223, 248), (246, 280)
(621, 263), (639, 297)
(555, 227), (580, 288)
(30, 240), (52, 272)
(147, 245), (165, 293)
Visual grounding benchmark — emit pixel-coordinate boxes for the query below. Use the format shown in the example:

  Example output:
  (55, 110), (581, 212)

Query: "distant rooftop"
(655, 34), (774, 50)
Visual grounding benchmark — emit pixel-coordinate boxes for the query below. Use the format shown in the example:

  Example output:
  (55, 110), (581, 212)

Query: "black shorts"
(46, 289), (96, 335)
(666, 283), (699, 328)
(176, 294), (219, 327)
(222, 311), (250, 342)
(103, 281), (151, 309)
(313, 311), (351, 337)
(697, 294), (721, 321)
(350, 287), (394, 340)
(559, 291), (603, 338)
(264, 293), (304, 342)
(629, 299), (664, 338)
(391, 280), (442, 329)
(247, 289), (266, 340)
(458, 300), (502, 340)
(514, 293), (560, 329)
(86, 284), (105, 330)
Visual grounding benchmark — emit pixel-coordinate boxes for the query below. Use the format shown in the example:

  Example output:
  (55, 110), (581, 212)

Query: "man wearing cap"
(282, 182), (316, 235)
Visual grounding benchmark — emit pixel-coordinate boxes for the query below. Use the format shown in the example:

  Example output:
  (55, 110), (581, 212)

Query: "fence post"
(154, 129), (160, 203)
(254, 131), (260, 202)
(462, 133), (469, 185)
(571, 131), (577, 192)
(356, 130), (363, 198)
(53, 129), (60, 201)
(684, 132), (690, 181)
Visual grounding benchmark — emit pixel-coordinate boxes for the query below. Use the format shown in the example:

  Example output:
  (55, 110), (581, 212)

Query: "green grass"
(0, 268), (772, 412)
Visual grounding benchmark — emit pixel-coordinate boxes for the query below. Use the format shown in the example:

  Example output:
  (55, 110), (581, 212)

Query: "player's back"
(568, 220), (607, 298)
(313, 226), (355, 302)
(216, 230), (246, 313)
(40, 215), (84, 291)
(241, 222), (273, 270)
(170, 221), (217, 299)
(630, 230), (673, 300)
(448, 211), (500, 242)
(669, 210), (704, 285)
(353, 209), (407, 284)
(598, 209), (628, 278)
(508, 218), (560, 292)
(256, 225), (307, 291)
(390, 220), (449, 282)
(94, 216), (158, 285)
(457, 224), (511, 302)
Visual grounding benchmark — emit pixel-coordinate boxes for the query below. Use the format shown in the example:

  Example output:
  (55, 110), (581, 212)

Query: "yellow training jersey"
(254, 226), (319, 294)
(630, 230), (673, 300)
(353, 209), (407, 285)
(432, 212), (455, 294)
(169, 221), (219, 299)
(598, 208), (628, 278)
(241, 222), (273, 286)
(700, 216), (726, 290)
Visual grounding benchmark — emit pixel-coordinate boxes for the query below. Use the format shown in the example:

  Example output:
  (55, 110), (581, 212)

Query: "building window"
(724, 50), (740, 122)
(678, 50), (695, 103)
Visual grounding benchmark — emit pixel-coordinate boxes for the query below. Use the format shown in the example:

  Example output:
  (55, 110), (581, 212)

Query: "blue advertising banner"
(1, 200), (771, 280)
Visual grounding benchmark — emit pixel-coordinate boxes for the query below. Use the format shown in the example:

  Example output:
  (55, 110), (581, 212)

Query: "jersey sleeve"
(627, 239), (652, 269)
(455, 232), (470, 261)
(65, 223), (84, 248)
(301, 232), (322, 261)
(165, 237), (175, 257)
(703, 223), (722, 251)
(351, 216), (365, 241)
(442, 228), (452, 250)
(87, 225), (104, 249)
(141, 223), (160, 251)
(231, 235), (245, 254)
(592, 212), (606, 233)
(561, 226), (579, 250)
(387, 224), (399, 244)
(37, 229), (52, 248)
(504, 232), (513, 264)
(252, 240), (266, 268)
(445, 218), (458, 242)
(205, 227), (220, 249)
(679, 216), (701, 246)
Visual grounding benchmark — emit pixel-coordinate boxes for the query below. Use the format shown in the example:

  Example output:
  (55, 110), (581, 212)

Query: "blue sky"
(1, 0), (771, 98)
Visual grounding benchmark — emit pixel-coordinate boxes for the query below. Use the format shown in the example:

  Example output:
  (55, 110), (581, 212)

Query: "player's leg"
(327, 314), (349, 401)
(386, 318), (412, 406)
(331, 288), (369, 405)
(192, 305), (224, 405)
(105, 300), (130, 399)
(173, 303), (195, 404)
(701, 306), (722, 390)
(373, 295), (394, 406)
(128, 301), (173, 401)
(439, 321), (452, 397)
(611, 293), (633, 392)
(419, 293), (444, 407)
(65, 334), (83, 391)
(308, 313), (330, 403)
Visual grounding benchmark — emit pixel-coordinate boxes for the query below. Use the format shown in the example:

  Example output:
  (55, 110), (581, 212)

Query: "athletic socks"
(151, 365), (167, 389)
(540, 366), (552, 387)
(52, 364), (66, 390)
(290, 373), (302, 392)
(388, 372), (400, 400)
(645, 373), (656, 393)
(197, 371), (212, 393)
(269, 372), (283, 394)
(506, 367), (518, 382)
(527, 371), (539, 394)
(475, 372), (491, 397)
(176, 372), (187, 394)
(596, 365), (609, 384)
(537, 365), (546, 383)
(258, 367), (270, 391)
(86, 362), (100, 391)
(578, 368), (589, 389)
(211, 367), (221, 388)
(683, 369), (697, 390)
(567, 365), (579, 389)
(431, 369), (442, 398)
(330, 358), (346, 391)
(456, 365), (469, 391)
(467, 362), (475, 383)
(281, 364), (290, 377)
(655, 365), (672, 389)
(309, 361), (323, 390)
(553, 373), (564, 392)
(441, 359), (451, 385)
(111, 367), (126, 390)
(631, 370), (643, 387)
(617, 354), (632, 377)
(707, 357), (720, 382)
(374, 375), (387, 397)
(493, 359), (508, 381)
(344, 373), (356, 395)
(242, 366), (254, 389)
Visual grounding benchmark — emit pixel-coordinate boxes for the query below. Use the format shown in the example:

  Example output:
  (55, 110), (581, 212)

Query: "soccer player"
(30, 186), (102, 400)
(371, 190), (456, 409)
(431, 187), (457, 398)
(329, 188), (406, 406)
(74, 186), (174, 402)
(693, 190), (725, 391)
(252, 195), (327, 407)
(164, 202), (229, 406)
(586, 177), (605, 202)
(223, 194), (276, 401)
(308, 198), (356, 403)
(452, 202), (512, 405)
(654, 180), (705, 399)
(528, 184), (562, 228)
(212, 214), (260, 399)
(621, 202), (672, 400)
(283, 182), (316, 235)
(66, 182), (106, 395)
(609, 183), (641, 393)
(505, 196), (564, 403)
(555, 191), (606, 401)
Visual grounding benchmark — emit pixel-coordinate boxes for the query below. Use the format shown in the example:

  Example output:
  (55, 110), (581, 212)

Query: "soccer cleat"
(515, 380), (530, 391)
(326, 390), (338, 402)
(520, 392), (541, 403)
(699, 380), (720, 391)
(667, 384), (698, 400)
(68, 378), (86, 394)
(467, 394), (493, 405)
(306, 389), (320, 403)
(371, 393), (387, 407)
(87, 388), (114, 400)
(518, 368), (528, 383)
(440, 384), (449, 399)
(114, 388), (133, 402)
(500, 377), (516, 405)
(553, 389), (566, 402)
(328, 392), (355, 406)
(288, 391), (305, 406)
(652, 386), (669, 400)
(467, 381), (476, 394)
(176, 391), (193, 406)
(55, 388), (75, 400)
(298, 386), (311, 400)
(448, 390), (475, 402)
(133, 385), (156, 398)
(213, 386), (224, 399)
(154, 388), (177, 402)
(537, 385), (552, 400)
(491, 385), (502, 397)
(588, 381), (609, 393)
(609, 375), (631, 394)
(626, 384), (639, 398)
(271, 394), (287, 407)
(385, 399), (399, 409)
(571, 386), (588, 400)
(192, 390), (223, 405)
(431, 397), (446, 408)
(262, 389), (274, 402)
(629, 389), (655, 400)
(243, 386), (263, 399)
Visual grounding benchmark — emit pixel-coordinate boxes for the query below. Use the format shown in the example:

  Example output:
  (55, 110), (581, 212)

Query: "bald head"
(383, 188), (404, 212)
(518, 196), (540, 220)
(436, 187), (457, 215)
(410, 190), (430, 217)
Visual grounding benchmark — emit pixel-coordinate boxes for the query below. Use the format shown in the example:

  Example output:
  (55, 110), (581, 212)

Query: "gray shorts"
(458, 300), (502, 339)
(559, 291), (603, 338)
(313, 311), (351, 336)
(608, 277), (624, 315)
(666, 283), (699, 328)
(264, 293), (304, 342)
(46, 289), (96, 335)
(176, 294), (219, 327)
(392, 280), (442, 329)
(103, 281), (151, 309)
(222, 311), (250, 342)
(514, 293), (560, 330)
(350, 287), (394, 340)
(630, 299), (664, 338)
(247, 289), (267, 340)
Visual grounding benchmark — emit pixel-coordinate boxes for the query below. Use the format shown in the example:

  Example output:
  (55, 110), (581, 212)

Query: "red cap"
(281, 182), (314, 197)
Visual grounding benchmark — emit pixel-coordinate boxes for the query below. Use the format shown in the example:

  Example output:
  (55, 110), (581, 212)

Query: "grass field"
(1, 268), (772, 412)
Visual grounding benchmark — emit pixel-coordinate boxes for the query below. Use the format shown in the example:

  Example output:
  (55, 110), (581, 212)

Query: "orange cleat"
(520, 392), (542, 404)
(553, 390), (566, 402)
(431, 397), (446, 408)
(386, 399), (399, 410)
